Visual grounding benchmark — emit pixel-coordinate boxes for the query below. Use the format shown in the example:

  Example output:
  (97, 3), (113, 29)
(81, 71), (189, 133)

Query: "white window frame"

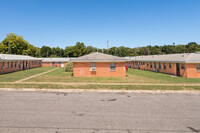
(110, 62), (116, 71)
(90, 62), (96, 71)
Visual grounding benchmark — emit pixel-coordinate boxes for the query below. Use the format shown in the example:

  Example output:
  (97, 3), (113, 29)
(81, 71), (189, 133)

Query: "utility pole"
(107, 40), (109, 54)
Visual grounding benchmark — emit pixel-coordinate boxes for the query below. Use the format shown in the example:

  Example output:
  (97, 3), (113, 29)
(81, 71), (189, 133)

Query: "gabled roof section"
(70, 52), (127, 62)
(128, 53), (200, 63)
(0, 54), (41, 61)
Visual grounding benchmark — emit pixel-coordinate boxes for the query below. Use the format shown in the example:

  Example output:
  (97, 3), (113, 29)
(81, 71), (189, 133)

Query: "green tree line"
(0, 33), (200, 57)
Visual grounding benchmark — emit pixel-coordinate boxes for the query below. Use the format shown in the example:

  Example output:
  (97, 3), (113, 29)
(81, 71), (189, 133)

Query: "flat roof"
(70, 52), (128, 62)
(39, 58), (72, 62)
(0, 54), (42, 61)
(127, 53), (200, 63)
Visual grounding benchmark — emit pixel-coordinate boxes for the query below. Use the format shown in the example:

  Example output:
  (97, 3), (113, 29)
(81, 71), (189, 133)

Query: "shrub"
(65, 62), (73, 72)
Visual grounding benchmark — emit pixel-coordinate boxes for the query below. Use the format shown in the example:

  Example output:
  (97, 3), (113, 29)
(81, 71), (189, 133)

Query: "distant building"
(40, 58), (72, 67)
(70, 52), (127, 77)
(0, 54), (42, 74)
(127, 53), (200, 78)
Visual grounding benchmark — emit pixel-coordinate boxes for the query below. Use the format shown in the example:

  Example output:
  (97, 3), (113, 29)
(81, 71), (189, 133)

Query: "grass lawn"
(0, 83), (200, 90)
(0, 67), (55, 82)
(26, 68), (200, 84)
(1, 67), (200, 90)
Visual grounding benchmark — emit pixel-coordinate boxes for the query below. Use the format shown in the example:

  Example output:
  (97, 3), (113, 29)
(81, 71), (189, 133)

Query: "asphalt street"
(0, 90), (199, 133)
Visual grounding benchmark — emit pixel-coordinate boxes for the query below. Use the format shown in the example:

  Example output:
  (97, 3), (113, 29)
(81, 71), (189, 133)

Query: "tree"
(51, 47), (64, 57)
(65, 46), (75, 57)
(73, 42), (87, 57)
(0, 33), (39, 56)
(86, 46), (97, 54)
(40, 46), (52, 57)
(186, 42), (198, 53)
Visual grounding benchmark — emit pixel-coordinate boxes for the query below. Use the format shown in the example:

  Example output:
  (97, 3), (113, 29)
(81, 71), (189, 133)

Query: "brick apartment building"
(40, 58), (71, 67)
(70, 52), (127, 77)
(0, 54), (42, 74)
(127, 53), (200, 78)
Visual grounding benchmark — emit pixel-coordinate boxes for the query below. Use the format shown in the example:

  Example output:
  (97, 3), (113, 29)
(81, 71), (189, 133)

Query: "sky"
(0, 0), (200, 49)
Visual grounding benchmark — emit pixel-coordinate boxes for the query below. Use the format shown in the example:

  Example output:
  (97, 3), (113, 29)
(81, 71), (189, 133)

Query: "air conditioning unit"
(90, 67), (96, 71)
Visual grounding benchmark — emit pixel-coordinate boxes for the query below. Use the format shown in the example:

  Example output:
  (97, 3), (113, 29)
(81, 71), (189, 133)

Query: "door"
(52, 62), (55, 67)
(176, 63), (180, 76)
(23, 61), (25, 70)
(61, 62), (64, 67)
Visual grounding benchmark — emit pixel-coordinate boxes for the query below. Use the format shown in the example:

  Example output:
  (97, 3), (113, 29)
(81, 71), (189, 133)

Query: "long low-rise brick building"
(70, 52), (127, 77)
(127, 53), (200, 78)
(40, 58), (72, 67)
(0, 54), (42, 74)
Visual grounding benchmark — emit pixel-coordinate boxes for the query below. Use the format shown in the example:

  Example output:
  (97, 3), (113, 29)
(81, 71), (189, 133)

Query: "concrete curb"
(0, 88), (200, 94)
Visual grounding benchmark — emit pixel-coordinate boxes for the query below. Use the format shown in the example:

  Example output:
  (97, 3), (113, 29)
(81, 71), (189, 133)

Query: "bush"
(65, 62), (73, 72)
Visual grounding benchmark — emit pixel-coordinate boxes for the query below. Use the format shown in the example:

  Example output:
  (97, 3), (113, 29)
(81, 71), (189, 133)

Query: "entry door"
(23, 61), (25, 70)
(176, 63), (180, 76)
(61, 62), (64, 67)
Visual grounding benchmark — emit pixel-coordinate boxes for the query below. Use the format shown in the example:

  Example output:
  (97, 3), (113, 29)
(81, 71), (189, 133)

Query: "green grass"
(1, 67), (200, 90)
(0, 67), (55, 82)
(0, 83), (200, 90)
(26, 68), (200, 84)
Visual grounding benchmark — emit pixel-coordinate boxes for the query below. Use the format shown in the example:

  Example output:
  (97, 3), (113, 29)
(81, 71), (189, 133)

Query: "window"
(11, 62), (13, 68)
(150, 62), (152, 68)
(1, 62), (4, 69)
(90, 62), (96, 71)
(110, 62), (116, 71)
(169, 63), (171, 68)
(15, 62), (17, 68)
(43, 62), (45, 65)
(147, 62), (149, 66)
(197, 64), (200, 72)
(164, 63), (166, 70)
(133, 62), (134, 66)
(181, 64), (185, 69)
(6, 62), (9, 68)
(154, 63), (156, 69)
(159, 63), (161, 69)
(18, 61), (21, 68)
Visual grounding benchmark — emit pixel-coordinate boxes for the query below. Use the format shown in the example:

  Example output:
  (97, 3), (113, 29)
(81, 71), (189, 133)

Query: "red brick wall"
(42, 62), (67, 67)
(127, 61), (200, 78)
(183, 64), (200, 78)
(73, 62), (126, 77)
(0, 60), (41, 74)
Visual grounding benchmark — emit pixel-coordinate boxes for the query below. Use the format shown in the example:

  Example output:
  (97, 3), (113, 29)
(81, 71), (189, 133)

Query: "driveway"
(0, 90), (199, 133)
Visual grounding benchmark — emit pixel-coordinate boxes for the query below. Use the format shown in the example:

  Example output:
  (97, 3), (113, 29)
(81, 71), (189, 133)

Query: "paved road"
(0, 91), (199, 133)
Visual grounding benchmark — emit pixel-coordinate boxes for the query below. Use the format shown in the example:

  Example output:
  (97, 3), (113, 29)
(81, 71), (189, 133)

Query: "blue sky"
(0, 0), (200, 49)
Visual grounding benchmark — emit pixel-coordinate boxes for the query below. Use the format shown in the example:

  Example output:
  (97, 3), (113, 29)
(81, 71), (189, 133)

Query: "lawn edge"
(0, 88), (200, 94)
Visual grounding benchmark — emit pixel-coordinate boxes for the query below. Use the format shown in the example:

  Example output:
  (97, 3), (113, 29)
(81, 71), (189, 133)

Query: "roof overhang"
(70, 60), (127, 62)
(129, 60), (200, 63)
